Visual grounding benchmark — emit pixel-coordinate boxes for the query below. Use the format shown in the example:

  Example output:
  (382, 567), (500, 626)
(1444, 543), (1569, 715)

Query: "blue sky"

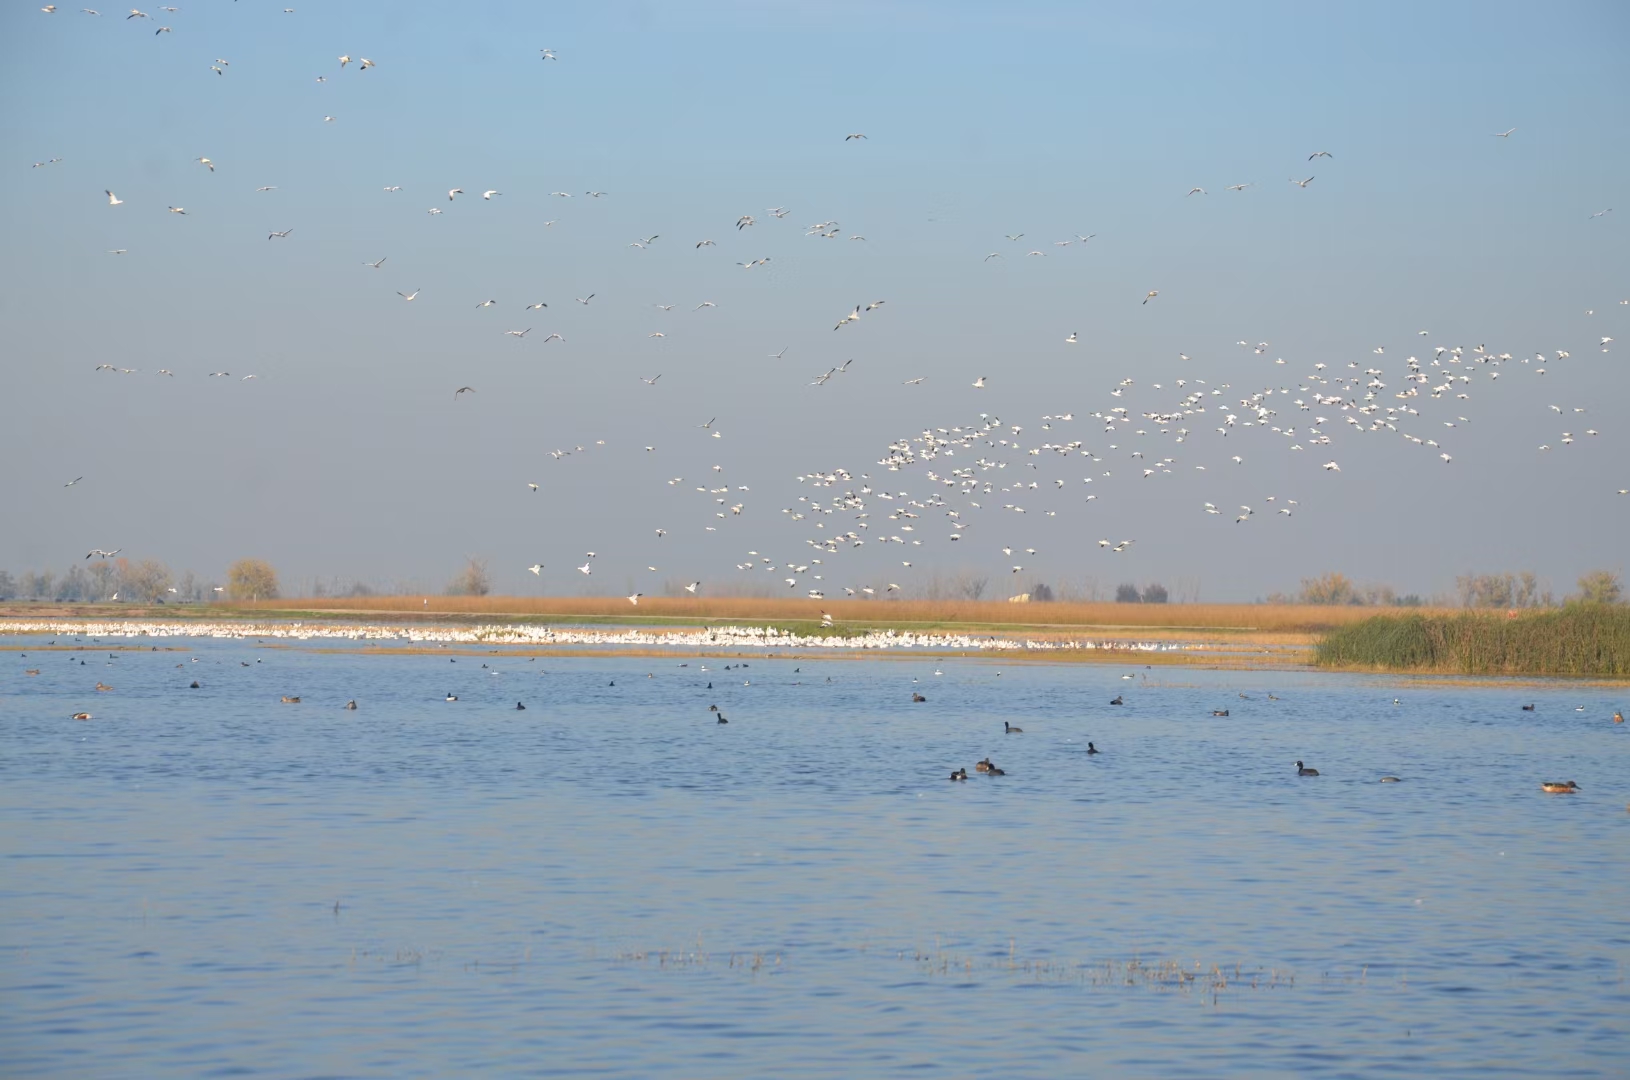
(2, 1), (1626, 600)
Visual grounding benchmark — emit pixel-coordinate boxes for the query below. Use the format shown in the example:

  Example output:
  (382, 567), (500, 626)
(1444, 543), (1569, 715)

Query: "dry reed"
(231, 596), (1414, 634)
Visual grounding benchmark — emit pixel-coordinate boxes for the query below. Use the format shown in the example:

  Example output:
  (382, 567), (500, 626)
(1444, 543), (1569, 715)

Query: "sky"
(1, 0), (1626, 601)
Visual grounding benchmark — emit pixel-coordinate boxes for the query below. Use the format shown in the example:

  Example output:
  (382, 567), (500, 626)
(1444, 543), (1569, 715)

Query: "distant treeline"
(1272, 569), (1622, 609)
(1315, 604), (1630, 676)
(0, 560), (212, 604)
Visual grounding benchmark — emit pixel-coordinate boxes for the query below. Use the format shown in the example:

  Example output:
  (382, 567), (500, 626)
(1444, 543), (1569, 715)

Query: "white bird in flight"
(105, 190), (122, 206)
(398, 288), (420, 301)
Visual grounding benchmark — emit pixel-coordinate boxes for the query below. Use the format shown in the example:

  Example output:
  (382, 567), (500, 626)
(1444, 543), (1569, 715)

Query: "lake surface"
(3, 634), (1627, 1077)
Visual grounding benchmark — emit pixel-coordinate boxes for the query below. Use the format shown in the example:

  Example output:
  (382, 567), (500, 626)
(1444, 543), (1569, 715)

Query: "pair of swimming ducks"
(951, 743), (1101, 780)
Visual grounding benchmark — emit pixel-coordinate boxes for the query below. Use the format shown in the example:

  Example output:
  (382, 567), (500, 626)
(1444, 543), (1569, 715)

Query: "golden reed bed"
(225, 596), (1423, 634)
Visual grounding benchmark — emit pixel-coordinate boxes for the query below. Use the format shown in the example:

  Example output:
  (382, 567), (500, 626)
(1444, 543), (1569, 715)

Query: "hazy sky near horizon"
(2, 1), (1626, 601)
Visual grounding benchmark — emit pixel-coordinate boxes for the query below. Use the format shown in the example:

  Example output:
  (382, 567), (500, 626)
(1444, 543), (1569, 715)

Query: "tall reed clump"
(1315, 604), (1630, 676)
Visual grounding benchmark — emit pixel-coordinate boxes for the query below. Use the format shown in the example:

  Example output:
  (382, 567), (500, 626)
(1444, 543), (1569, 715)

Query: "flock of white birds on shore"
(35, 6), (1626, 599)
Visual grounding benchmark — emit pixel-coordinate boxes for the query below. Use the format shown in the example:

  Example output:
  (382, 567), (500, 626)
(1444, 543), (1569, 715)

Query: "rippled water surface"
(3, 635), (1627, 1077)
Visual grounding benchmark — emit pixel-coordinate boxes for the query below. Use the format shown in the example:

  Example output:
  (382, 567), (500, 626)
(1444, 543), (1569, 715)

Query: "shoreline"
(0, 614), (1308, 668)
(4, 613), (1626, 685)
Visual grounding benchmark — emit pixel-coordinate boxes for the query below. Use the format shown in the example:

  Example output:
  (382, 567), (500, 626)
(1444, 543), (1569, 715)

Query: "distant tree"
(1358, 583), (1396, 606)
(226, 558), (281, 601)
(1574, 569), (1623, 605)
(120, 559), (173, 603)
(1299, 572), (1356, 606)
(1115, 583), (1141, 603)
(1030, 583), (1054, 602)
(86, 561), (117, 599)
(1394, 594), (1424, 607)
(57, 565), (92, 601)
(956, 572), (988, 601)
(20, 571), (55, 600)
(1142, 582), (1169, 604)
(1458, 571), (1548, 609)
(0, 570), (14, 599)
(343, 581), (376, 598)
(446, 557), (491, 597)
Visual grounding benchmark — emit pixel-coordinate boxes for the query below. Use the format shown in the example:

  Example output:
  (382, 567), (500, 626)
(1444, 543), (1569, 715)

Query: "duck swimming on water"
(1005, 721), (1023, 734)
(1540, 781), (1579, 793)
(514, 702), (525, 710)
(1086, 742), (1099, 755)
(1109, 695), (1123, 706)
(1521, 703), (1535, 711)
(1296, 760), (1320, 776)
(949, 768), (967, 781)
(445, 693), (458, 702)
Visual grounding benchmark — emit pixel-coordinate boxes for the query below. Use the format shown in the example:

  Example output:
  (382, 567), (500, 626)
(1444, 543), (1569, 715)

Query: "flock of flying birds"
(34, 6), (1627, 599)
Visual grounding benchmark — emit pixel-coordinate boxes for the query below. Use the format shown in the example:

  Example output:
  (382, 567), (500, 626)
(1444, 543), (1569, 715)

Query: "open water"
(2, 634), (1627, 1077)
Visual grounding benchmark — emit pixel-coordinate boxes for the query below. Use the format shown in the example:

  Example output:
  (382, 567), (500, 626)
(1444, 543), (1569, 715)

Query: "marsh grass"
(1316, 604), (1630, 676)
